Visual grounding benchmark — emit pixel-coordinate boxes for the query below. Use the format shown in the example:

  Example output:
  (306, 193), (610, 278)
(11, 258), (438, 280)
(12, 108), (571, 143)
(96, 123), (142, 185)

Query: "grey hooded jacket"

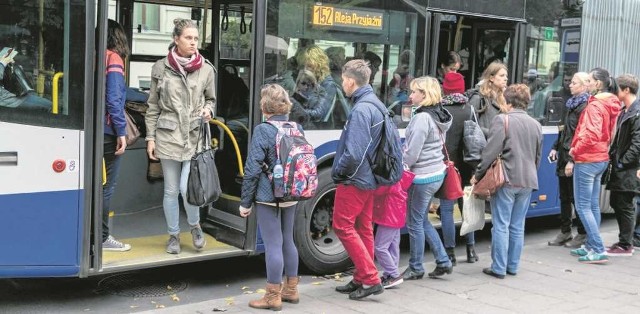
(403, 105), (453, 176)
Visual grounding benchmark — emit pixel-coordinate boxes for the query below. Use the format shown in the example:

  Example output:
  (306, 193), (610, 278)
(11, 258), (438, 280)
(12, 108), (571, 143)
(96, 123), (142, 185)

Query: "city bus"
(0, 0), (549, 278)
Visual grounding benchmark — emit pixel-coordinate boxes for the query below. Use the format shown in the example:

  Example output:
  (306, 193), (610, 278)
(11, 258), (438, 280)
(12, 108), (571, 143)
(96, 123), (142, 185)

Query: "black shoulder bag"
(187, 119), (222, 207)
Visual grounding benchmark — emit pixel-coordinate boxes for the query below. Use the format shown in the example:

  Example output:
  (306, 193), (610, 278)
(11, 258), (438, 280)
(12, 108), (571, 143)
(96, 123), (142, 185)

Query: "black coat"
(441, 93), (474, 184)
(606, 99), (640, 193)
(553, 100), (587, 177)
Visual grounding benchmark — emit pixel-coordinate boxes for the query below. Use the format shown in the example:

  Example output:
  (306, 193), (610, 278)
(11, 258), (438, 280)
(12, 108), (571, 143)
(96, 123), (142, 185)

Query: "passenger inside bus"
(0, 49), (52, 112)
(387, 50), (415, 115)
(325, 46), (346, 87)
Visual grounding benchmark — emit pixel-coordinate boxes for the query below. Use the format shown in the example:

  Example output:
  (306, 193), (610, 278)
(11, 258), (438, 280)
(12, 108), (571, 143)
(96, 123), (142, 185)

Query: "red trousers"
(332, 184), (380, 286)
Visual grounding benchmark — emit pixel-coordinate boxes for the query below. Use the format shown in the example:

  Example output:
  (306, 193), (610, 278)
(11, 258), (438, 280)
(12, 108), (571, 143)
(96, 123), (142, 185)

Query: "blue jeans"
(634, 196), (640, 240)
(102, 135), (122, 242)
(440, 198), (475, 248)
(573, 162), (607, 254)
(407, 180), (451, 272)
(161, 159), (200, 235)
(490, 186), (532, 275)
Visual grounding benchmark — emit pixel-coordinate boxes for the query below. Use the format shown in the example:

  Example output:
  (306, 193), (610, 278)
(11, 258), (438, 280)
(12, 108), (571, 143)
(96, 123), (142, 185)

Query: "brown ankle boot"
(248, 283), (282, 311)
(281, 276), (300, 304)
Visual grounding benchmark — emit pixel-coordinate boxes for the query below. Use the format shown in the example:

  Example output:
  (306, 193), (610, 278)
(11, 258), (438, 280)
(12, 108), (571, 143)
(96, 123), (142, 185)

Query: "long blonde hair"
(410, 76), (441, 106)
(301, 45), (330, 82)
(478, 61), (507, 107)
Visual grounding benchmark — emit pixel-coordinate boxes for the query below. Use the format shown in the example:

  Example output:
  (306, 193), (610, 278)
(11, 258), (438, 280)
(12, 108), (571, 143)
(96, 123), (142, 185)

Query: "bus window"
(0, 1), (85, 128)
(263, 0), (426, 130)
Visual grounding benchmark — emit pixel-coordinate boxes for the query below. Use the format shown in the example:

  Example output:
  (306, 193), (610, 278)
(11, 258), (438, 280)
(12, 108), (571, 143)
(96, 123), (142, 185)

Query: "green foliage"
(526, 0), (565, 26)
(220, 19), (251, 49)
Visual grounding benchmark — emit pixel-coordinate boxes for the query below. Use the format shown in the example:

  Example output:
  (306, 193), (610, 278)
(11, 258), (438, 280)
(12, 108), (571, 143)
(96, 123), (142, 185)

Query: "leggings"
(256, 203), (299, 284)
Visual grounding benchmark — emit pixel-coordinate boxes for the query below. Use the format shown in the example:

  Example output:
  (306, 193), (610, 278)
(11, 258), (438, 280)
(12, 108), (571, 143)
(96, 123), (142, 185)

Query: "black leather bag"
(187, 119), (221, 207)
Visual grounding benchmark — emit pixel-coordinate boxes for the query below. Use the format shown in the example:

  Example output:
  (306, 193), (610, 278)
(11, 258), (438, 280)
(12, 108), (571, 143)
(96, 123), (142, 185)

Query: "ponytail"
(590, 67), (618, 94)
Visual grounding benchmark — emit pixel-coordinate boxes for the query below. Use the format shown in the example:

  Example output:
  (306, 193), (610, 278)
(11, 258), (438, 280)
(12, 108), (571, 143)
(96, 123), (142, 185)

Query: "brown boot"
(281, 276), (300, 304)
(248, 283), (282, 311)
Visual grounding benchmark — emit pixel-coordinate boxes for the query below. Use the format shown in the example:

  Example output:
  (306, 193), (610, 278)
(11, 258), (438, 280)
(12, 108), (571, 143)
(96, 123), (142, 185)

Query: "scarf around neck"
(168, 47), (203, 77)
(566, 92), (589, 110)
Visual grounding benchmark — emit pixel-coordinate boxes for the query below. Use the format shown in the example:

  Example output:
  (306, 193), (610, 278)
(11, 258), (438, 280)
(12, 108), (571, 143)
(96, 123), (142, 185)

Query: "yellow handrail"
(209, 119), (244, 176)
(52, 72), (64, 114)
(102, 158), (107, 185)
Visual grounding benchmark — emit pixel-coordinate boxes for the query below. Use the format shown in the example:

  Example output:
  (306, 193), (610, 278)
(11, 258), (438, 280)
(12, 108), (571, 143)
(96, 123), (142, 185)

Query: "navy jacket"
(240, 115), (304, 208)
(332, 85), (385, 190)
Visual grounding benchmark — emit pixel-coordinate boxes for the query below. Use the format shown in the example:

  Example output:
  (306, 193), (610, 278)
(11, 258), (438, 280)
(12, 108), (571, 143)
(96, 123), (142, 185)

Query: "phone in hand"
(547, 155), (557, 163)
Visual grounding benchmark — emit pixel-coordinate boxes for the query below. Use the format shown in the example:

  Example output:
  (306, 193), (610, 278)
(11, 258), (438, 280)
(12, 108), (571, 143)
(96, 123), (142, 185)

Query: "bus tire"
(294, 167), (352, 275)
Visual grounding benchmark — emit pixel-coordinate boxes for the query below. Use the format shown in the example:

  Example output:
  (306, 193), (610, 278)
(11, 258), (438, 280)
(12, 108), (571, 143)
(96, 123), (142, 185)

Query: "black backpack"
(368, 102), (403, 186)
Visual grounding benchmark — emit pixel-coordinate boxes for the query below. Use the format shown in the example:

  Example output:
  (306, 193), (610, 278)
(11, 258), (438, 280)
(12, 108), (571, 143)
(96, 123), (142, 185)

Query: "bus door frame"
(83, 0), (110, 277)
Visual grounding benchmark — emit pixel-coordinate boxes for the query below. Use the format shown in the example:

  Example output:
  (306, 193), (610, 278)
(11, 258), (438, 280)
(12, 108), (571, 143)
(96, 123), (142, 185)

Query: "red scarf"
(167, 47), (203, 76)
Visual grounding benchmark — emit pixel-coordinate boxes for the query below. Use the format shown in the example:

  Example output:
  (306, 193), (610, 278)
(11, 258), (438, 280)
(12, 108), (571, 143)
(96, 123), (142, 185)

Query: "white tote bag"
(460, 186), (486, 236)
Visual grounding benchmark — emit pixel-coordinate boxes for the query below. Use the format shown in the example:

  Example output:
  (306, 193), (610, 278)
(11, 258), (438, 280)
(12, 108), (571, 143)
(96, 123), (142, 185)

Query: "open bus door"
(0, 0), (91, 278)
(89, 0), (256, 275)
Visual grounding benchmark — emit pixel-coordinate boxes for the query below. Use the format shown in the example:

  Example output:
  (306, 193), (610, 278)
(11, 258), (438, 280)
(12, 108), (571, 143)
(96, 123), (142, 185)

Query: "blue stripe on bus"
(0, 189), (83, 278)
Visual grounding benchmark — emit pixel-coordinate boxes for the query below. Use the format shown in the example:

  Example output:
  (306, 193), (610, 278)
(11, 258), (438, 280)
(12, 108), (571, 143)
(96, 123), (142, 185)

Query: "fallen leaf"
(155, 304), (165, 309)
(256, 289), (266, 293)
(224, 297), (235, 305)
(242, 290), (254, 294)
(564, 269), (573, 273)
(311, 276), (318, 279)
(334, 278), (345, 282)
(171, 294), (180, 302)
(167, 285), (173, 290)
(241, 286), (250, 290)
(312, 282), (324, 285)
(129, 305), (139, 309)
(212, 308), (228, 312)
(151, 301), (156, 304)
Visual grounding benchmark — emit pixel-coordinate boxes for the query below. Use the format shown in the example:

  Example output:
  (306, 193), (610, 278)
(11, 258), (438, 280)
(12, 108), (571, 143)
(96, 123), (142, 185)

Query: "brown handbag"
(472, 115), (509, 200)
(124, 110), (141, 146)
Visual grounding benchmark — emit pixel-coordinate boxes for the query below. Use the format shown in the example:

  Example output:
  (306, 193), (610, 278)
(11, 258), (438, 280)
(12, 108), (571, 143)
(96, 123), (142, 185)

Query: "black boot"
(445, 247), (457, 266)
(428, 265), (453, 278)
(466, 244), (479, 263)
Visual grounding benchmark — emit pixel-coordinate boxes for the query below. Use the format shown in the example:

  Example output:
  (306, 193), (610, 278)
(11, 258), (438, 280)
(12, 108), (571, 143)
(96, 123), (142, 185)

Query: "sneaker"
(428, 265), (453, 278)
(548, 232), (573, 246)
(402, 267), (425, 280)
(606, 243), (634, 257)
(570, 245), (590, 257)
(564, 233), (586, 248)
(102, 235), (131, 252)
(578, 251), (609, 264)
(191, 226), (206, 250)
(381, 275), (403, 289)
(166, 234), (181, 254)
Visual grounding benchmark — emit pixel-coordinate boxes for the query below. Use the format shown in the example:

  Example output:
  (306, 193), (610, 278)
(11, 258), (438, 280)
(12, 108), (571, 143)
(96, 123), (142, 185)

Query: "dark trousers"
(255, 203), (298, 284)
(102, 135), (122, 242)
(559, 176), (585, 234)
(610, 191), (636, 248)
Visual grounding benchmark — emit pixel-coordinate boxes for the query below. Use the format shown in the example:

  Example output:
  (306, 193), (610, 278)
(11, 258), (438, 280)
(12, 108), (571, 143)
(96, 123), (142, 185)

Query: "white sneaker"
(103, 235), (131, 252)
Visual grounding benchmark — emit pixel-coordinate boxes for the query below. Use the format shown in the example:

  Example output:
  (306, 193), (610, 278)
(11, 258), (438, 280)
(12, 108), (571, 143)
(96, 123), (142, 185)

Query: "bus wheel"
(294, 168), (352, 275)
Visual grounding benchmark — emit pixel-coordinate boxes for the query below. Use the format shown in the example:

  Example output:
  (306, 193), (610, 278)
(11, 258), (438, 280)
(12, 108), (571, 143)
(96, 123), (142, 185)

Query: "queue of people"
(96, 18), (640, 308)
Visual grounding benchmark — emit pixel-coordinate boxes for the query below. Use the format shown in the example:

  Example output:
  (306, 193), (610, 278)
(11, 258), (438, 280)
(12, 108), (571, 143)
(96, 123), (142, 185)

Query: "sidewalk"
(140, 222), (640, 314)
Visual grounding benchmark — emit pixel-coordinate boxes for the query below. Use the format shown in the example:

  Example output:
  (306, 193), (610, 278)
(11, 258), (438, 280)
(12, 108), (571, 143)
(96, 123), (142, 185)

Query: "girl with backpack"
(239, 84), (303, 311)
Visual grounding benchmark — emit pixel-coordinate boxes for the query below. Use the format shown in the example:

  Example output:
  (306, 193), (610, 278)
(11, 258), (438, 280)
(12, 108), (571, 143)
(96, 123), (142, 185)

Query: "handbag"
(472, 115), (509, 200)
(462, 105), (487, 163)
(187, 119), (222, 207)
(435, 133), (464, 200)
(460, 186), (486, 235)
(124, 109), (140, 146)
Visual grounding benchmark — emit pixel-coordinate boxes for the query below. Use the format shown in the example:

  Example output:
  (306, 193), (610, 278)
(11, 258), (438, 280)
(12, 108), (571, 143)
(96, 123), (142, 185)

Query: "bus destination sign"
(312, 5), (383, 31)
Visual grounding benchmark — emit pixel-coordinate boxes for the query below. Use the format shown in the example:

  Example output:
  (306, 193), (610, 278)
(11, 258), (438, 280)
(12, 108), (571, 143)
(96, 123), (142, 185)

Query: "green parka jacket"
(145, 57), (216, 161)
